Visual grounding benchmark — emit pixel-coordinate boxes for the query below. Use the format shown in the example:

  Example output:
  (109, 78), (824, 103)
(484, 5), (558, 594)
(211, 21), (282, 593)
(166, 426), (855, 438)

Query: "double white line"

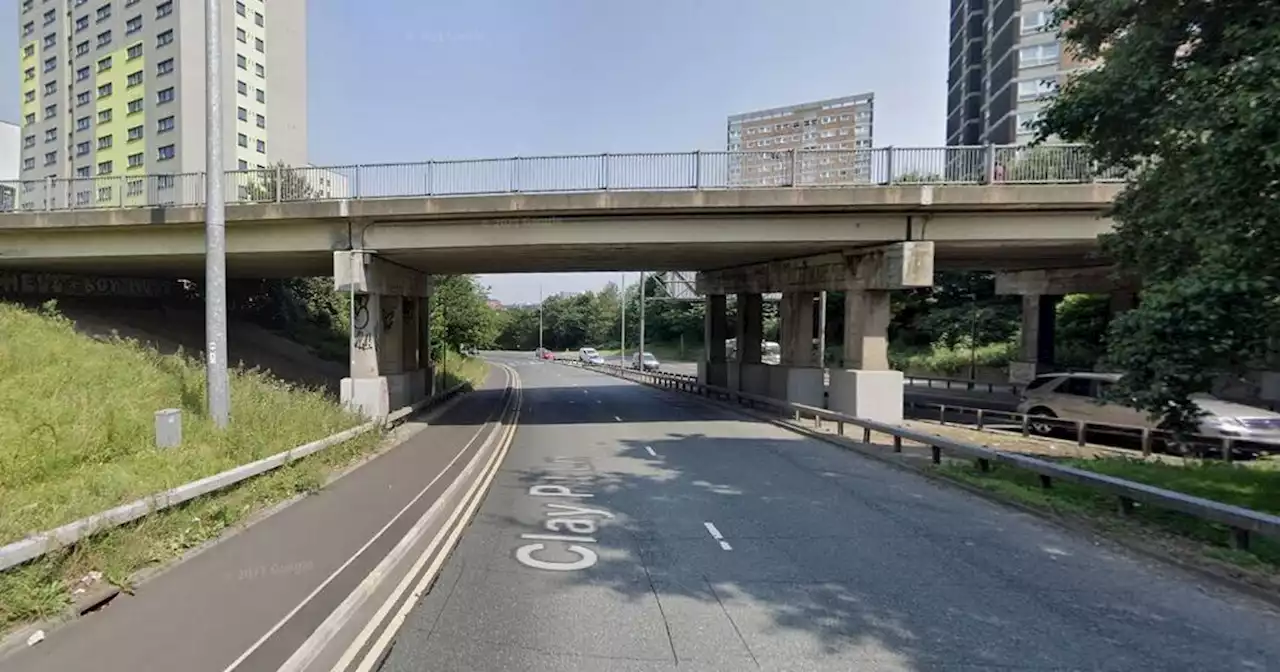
(327, 370), (522, 671)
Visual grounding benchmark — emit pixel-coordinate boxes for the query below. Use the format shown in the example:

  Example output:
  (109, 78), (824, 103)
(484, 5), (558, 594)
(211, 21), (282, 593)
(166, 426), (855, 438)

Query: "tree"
(245, 161), (317, 202)
(1036, 0), (1280, 427)
(430, 275), (500, 354)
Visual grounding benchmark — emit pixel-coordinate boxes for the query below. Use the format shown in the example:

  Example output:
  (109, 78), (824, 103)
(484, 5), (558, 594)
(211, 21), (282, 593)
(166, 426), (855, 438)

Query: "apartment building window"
(157, 115), (174, 132)
(98, 186), (113, 201)
(237, 80), (248, 95)
(43, 151), (57, 166)
(23, 157), (35, 170)
(158, 144), (175, 161)
(236, 27), (246, 42)
(98, 108), (112, 123)
(98, 135), (113, 149)
(23, 135), (35, 149)
(24, 67), (35, 82)
(237, 133), (248, 147)
(157, 175), (175, 188)
(44, 127), (57, 142)
(237, 106), (247, 120)
(255, 63), (265, 77)
(255, 88), (265, 103)
(43, 104), (56, 120)
(127, 179), (144, 195)
(98, 160), (113, 175)
(235, 1), (245, 15)
(1017, 77), (1057, 100)
(76, 116), (90, 131)
(43, 57), (56, 73)
(43, 33), (56, 49)
(77, 41), (90, 56)
(255, 38), (264, 52)
(97, 31), (112, 48)
(156, 87), (174, 104)
(255, 114), (265, 128)
(1016, 109), (1045, 133)
(128, 43), (143, 60)
(156, 1), (171, 18)
(77, 91), (91, 106)
(255, 11), (263, 26)
(1019, 43), (1060, 69)
(23, 44), (35, 58)
(76, 66), (90, 81)
(96, 3), (111, 21)
(157, 58), (173, 75)
(23, 90), (35, 103)
(237, 54), (247, 69)
(238, 159), (249, 170)
(23, 21), (35, 38)
(98, 82), (112, 98)
(127, 125), (142, 141)
(22, 0), (32, 12)
(43, 9), (55, 25)
(256, 139), (266, 153)
(128, 97), (143, 114)
(1021, 10), (1049, 34)
(126, 16), (142, 34)
(128, 152), (143, 168)
(98, 56), (112, 72)
(127, 71), (143, 87)
(23, 112), (35, 125)
(157, 29), (173, 47)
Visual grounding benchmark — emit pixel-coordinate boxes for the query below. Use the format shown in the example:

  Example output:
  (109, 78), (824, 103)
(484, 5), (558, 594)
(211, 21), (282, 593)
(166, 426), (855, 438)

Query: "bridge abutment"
(334, 251), (432, 419)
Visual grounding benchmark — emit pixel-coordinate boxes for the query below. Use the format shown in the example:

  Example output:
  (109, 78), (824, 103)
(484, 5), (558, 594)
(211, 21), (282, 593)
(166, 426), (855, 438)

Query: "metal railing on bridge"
(2, 143), (1127, 213)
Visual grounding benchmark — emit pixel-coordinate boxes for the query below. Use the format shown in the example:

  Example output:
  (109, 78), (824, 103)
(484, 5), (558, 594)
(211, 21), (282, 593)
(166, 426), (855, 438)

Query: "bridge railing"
(0, 143), (1126, 213)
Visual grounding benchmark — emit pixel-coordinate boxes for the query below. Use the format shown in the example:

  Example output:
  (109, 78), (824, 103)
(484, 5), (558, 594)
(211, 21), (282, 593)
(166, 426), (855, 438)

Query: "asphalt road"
(0, 367), (514, 672)
(377, 354), (1280, 671)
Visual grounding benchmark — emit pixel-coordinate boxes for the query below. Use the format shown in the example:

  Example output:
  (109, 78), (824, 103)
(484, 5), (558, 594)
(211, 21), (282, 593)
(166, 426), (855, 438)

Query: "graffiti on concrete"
(352, 294), (375, 351)
(0, 272), (180, 298)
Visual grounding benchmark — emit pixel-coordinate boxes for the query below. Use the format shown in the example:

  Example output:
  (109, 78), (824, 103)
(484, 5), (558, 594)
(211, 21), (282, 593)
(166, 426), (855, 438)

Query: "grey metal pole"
(638, 271), (646, 369)
(204, 0), (229, 428)
(538, 283), (544, 354)
(817, 290), (828, 368)
(619, 273), (626, 364)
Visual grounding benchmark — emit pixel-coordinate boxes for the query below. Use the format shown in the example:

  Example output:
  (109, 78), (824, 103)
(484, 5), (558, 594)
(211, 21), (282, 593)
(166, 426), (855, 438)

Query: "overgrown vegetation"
(941, 457), (1280, 571)
(1036, 0), (1280, 429)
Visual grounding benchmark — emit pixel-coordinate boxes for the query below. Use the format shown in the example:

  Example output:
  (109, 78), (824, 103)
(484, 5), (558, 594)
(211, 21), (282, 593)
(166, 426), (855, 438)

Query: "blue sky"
(0, 0), (949, 304)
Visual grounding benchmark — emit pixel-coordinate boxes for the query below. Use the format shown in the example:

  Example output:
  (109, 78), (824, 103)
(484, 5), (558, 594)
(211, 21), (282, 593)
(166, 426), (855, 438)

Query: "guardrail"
(0, 380), (471, 573)
(3, 143), (1124, 213)
(903, 399), (1275, 461)
(576, 361), (1280, 552)
(904, 374), (1019, 396)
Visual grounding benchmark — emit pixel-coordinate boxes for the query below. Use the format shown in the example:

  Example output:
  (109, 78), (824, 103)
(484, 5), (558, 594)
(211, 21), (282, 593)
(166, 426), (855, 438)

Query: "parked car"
(578, 347), (605, 365)
(1015, 371), (1280, 451)
(632, 351), (660, 371)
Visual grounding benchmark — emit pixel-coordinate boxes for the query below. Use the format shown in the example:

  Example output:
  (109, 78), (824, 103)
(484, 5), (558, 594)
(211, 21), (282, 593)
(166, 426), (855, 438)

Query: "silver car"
(1016, 372), (1280, 447)
(632, 352), (660, 371)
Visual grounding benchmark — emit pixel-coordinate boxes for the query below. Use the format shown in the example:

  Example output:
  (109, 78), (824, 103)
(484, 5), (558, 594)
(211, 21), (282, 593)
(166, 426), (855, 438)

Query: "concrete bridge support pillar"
(1009, 294), (1061, 386)
(829, 289), (903, 423)
(698, 294), (729, 388)
(733, 292), (769, 396)
(334, 251), (432, 419)
(774, 291), (824, 408)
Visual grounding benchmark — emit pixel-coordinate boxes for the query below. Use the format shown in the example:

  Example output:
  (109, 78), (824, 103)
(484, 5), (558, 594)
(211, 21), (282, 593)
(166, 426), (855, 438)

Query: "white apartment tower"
(16, 0), (307, 208)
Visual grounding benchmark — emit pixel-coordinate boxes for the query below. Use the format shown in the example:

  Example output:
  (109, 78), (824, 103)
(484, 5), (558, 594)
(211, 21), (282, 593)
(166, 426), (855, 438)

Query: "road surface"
(377, 354), (1280, 671)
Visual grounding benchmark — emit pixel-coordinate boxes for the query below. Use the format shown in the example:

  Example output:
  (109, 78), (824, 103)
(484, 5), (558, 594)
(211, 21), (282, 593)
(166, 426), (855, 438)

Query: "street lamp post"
(638, 271), (646, 369)
(538, 283), (544, 354)
(619, 273), (626, 364)
(204, 0), (229, 428)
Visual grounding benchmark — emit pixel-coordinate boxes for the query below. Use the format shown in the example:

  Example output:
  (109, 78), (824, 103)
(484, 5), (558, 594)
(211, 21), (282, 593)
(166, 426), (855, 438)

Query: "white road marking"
(614, 415), (622, 422)
(703, 522), (733, 551)
(719, 540), (733, 551)
(645, 446), (657, 457)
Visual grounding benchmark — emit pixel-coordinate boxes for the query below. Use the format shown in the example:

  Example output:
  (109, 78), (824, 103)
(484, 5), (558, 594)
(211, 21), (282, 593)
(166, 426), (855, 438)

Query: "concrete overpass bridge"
(0, 144), (1127, 420)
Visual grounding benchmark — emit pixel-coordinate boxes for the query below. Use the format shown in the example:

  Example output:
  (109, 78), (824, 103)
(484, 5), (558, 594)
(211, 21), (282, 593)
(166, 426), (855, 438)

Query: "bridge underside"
(0, 240), (1102, 279)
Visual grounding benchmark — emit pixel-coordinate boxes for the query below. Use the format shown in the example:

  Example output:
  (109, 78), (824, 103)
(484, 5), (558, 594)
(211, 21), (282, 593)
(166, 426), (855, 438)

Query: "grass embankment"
(0, 302), (485, 631)
(940, 457), (1280, 572)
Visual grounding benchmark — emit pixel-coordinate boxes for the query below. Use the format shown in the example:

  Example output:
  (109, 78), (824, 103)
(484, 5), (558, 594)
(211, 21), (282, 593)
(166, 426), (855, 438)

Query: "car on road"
(1015, 371), (1280, 452)
(578, 347), (605, 365)
(632, 351), (660, 371)
(534, 347), (555, 360)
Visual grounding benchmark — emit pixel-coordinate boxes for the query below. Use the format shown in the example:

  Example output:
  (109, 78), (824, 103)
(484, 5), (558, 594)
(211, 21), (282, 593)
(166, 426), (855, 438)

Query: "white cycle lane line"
(324, 368), (524, 672)
(703, 522), (733, 552)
